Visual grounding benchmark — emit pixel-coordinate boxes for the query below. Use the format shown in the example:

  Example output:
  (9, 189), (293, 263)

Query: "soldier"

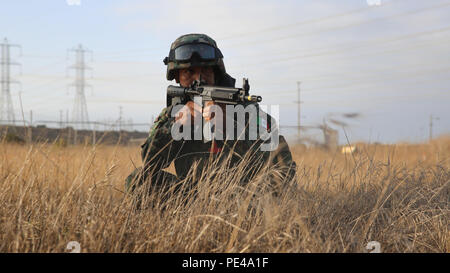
(125, 33), (297, 202)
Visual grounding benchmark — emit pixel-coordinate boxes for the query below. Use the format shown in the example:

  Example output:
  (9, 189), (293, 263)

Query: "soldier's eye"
(182, 69), (192, 76)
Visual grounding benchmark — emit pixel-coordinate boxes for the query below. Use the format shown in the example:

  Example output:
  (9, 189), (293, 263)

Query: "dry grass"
(0, 136), (448, 253)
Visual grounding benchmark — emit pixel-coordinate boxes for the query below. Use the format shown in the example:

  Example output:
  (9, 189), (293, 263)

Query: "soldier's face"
(177, 66), (215, 87)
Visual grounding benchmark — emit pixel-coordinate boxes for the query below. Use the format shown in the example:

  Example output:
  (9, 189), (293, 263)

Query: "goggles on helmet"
(172, 43), (222, 62)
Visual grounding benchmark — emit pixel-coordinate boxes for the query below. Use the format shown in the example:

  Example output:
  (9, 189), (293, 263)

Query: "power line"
(1, 38), (21, 125)
(68, 0), (401, 59)
(278, 63), (450, 94)
(267, 77), (450, 109)
(217, 0), (400, 41)
(266, 66), (450, 99)
(231, 24), (450, 69)
(90, 0), (401, 58)
(261, 34), (450, 84)
(14, 30), (450, 108)
(21, 59), (67, 75)
(429, 115), (440, 142)
(224, 1), (450, 49)
(86, 98), (164, 104)
(68, 44), (92, 130)
(229, 21), (450, 63)
(95, 47), (163, 57)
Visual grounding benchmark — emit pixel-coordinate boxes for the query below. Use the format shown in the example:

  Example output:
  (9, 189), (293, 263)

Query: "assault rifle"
(166, 78), (262, 107)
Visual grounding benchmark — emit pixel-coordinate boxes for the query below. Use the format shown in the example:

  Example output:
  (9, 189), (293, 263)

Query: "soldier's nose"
(194, 72), (206, 84)
(193, 72), (201, 81)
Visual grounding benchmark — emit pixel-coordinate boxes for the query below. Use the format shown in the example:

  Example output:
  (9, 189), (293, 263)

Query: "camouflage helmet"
(163, 33), (226, 81)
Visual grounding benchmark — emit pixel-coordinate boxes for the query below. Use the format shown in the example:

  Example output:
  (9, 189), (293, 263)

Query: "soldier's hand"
(203, 101), (225, 122)
(175, 101), (226, 125)
(175, 100), (202, 126)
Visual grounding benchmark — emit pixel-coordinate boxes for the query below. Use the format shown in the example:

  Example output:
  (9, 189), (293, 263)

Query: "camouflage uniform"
(125, 34), (297, 197)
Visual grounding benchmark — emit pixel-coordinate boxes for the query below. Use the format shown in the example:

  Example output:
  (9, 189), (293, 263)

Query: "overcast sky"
(1, 0), (449, 144)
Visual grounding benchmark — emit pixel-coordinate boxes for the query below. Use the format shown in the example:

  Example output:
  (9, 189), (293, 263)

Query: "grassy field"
(0, 136), (448, 253)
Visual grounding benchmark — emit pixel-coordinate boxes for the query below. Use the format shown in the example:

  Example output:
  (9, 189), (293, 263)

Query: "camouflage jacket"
(125, 103), (297, 193)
